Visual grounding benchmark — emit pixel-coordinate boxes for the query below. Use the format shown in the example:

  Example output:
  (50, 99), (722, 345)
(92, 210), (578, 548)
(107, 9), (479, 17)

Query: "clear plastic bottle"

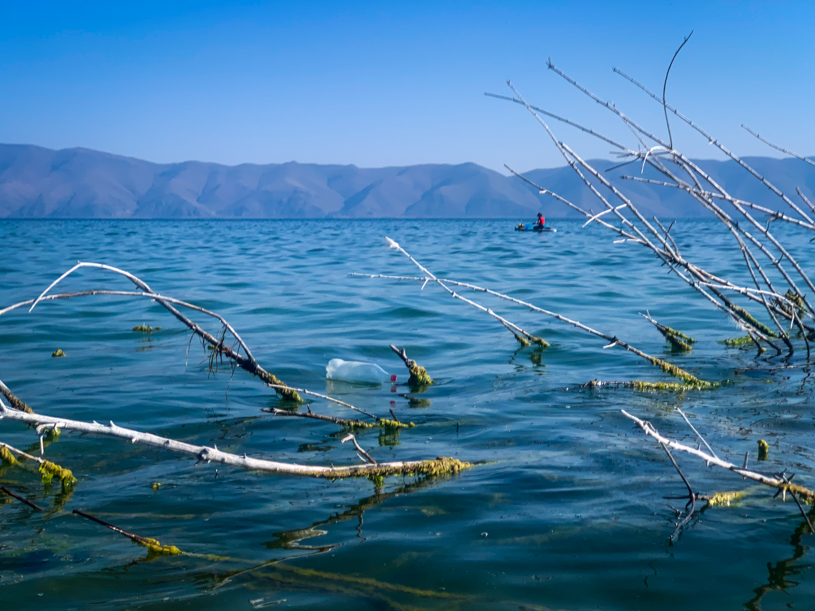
(326, 358), (396, 384)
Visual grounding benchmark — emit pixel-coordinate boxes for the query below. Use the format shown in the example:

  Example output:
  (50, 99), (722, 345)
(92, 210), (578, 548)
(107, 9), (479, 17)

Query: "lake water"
(1, 219), (814, 610)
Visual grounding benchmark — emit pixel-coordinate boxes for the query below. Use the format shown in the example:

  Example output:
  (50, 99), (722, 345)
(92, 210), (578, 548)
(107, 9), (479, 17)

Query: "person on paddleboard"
(535, 212), (545, 228)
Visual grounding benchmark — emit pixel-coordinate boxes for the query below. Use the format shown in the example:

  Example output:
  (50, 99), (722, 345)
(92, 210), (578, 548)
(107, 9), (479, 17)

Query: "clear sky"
(0, 1), (812, 172)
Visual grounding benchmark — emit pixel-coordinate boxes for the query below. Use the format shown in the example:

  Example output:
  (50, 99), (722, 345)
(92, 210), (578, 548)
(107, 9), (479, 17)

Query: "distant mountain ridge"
(0, 144), (813, 219)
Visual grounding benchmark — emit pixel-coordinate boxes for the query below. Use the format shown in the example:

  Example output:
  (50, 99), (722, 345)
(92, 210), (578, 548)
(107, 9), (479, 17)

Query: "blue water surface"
(0, 219), (814, 610)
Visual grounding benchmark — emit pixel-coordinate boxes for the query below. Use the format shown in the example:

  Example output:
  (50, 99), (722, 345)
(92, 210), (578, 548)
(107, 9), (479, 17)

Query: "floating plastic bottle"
(326, 358), (396, 384)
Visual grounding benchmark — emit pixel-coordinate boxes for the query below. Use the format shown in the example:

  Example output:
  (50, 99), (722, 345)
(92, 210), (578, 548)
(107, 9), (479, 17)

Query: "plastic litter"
(326, 359), (396, 384)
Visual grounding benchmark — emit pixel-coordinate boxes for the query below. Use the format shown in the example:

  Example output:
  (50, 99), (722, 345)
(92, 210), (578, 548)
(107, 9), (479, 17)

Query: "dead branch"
(622, 410), (815, 503)
(0, 284), (386, 416)
(16, 263), (304, 401)
(1, 399), (464, 480)
(261, 407), (413, 430)
(384, 237), (548, 347)
(389, 345), (433, 386)
(0, 485), (43, 511)
(356, 270), (716, 388)
(73, 509), (181, 555)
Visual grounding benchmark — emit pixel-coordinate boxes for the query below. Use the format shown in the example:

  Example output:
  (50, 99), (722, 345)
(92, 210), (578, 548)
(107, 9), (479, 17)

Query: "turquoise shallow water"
(1, 218), (814, 610)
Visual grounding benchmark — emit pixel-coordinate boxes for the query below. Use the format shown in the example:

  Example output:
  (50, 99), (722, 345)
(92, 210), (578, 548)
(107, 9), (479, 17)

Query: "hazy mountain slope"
(0, 144), (813, 219)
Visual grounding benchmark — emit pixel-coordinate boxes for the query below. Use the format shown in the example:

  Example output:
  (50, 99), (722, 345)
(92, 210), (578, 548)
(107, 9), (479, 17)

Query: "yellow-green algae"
(51, 349), (65, 358)
(758, 439), (770, 461)
(661, 326), (696, 344)
(657, 325), (695, 352)
(133, 324), (161, 333)
(368, 474), (386, 488)
(645, 355), (719, 390)
(664, 333), (693, 352)
(407, 361), (433, 387)
(729, 304), (778, 338)
(781, 483), (815, 504)
(338, 417), (415, 431)
(721, 336), (754, 347)
(38, 460), (77, 490)
(258, 371), (303, 402)
(705, 490), (745, 507)
(376, 417), (414, 430)
(0, 445), (20, 466)
(631, 381), (698, 392)
(783, 289), (805, 313)
(513, 332), (549, 348)
(324, 457), (471, 481)
(135, 537), (182, 556)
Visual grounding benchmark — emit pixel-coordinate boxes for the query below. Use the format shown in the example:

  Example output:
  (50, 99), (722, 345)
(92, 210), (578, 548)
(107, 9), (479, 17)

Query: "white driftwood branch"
(27, 262), (257, 364)
(0, 273), (378, 416)
(621, 409), (814, 500)
(384, 237), (544, 345)
(0, 399), (453, 480)
(353, 272), (712, 385)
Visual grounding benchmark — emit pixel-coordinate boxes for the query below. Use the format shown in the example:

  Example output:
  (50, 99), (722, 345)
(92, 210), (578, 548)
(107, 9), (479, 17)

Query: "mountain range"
(0, 144), (813, 219)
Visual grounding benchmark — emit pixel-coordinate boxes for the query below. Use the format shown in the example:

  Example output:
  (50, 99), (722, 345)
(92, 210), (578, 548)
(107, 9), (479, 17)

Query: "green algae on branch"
(632, 380), (702, 392)
(513, 332), (550, 349)
(729, 304), (778, 338)
(341, 457), (471, 481)
(782, 289), (806, 314)
(138, 537), (182, 557)
(720, 336), (754, 347)
(376, 418), (414, 430)
(645, 355), (719, 390)
(758, 439), (770, 461)
(133, 324), (162, 333)
(663, 333), (693, 352)
(39, 460), (77, 490)
(640, 313), (694, 351)
(0, 445), (20, 467)
(263, 407), (414, 430)
(582, 379), (718, 393)
(407, 362), (433, 386)
(704, 490), (745, 507)
(657, 325), (696, 352)
(72, 509), (182, 557)
(661, 326), (696, 344)
(258, 371), (303, 402)
(389, 344), (435, 386)
(344, 418), (416, 431)
(51, 349), (65, 358)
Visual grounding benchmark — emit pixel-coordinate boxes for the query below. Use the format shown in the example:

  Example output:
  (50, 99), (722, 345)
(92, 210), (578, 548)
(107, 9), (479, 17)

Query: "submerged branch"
(384, 237), (548, 347)
(389, 344), (433, 386)
(622, 410), (815, 503)
(0, 400), (463, 480)
(355, 272), (716, 388)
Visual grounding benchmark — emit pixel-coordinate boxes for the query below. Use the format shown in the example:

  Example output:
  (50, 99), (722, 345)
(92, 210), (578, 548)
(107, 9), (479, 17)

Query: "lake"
(1, 218), (814, 610)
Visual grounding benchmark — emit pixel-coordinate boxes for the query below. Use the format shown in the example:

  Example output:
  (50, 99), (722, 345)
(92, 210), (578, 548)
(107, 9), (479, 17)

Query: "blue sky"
(0, 1), (812, 171)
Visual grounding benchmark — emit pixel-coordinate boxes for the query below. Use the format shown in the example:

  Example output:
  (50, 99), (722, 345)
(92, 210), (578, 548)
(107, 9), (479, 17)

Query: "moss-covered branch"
(0, 441), (76, 490)
(1, 401), (462, 480)
(73, 510), (182, 556)
(389, 344), (434, 386)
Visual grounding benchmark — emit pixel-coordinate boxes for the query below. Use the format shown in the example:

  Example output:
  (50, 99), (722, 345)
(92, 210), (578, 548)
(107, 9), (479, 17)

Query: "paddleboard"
(515, 223), (556, 233)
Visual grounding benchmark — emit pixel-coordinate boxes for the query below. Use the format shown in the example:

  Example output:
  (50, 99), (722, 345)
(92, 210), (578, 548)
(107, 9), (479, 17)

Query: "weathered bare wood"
(1, 399), (464, 480)
(622, 410), (815, 503)
(20, 262), (303, 401)
(385, 237), (548, 347)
